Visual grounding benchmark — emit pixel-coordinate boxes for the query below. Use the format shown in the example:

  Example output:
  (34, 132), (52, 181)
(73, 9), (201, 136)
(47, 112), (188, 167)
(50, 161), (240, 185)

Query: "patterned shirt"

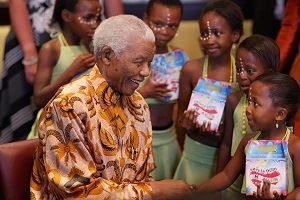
(30, 66), (155, 199)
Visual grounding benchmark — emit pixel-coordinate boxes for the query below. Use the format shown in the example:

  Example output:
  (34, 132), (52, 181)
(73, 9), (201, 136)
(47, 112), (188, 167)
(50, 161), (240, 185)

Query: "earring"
(275, 121), (279, 129)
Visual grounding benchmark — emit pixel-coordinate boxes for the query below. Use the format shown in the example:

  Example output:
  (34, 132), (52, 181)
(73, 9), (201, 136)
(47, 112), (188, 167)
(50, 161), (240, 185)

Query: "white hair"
(93, 15), (155, 59)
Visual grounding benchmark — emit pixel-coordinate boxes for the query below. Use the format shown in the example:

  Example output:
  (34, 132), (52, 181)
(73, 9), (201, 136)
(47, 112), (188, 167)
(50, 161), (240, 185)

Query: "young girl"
(194, 72), (300, 199)
(217, 34), (279, 199)
(138, 0), (189, 180)
(27, 0), (101, 139)
(174, 0), (243, 186)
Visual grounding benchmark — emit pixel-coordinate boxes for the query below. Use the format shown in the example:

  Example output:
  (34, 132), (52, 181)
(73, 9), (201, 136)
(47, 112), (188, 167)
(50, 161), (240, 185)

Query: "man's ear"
(275, 107), (288, 121)
(61, 9), (73, 23)
(101, 46), (115, 65)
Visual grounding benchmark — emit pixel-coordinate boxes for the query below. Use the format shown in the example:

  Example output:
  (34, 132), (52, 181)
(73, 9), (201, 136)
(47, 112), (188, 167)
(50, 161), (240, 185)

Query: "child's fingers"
(199, 121), (217, 134)
(180, 110), (194, 129)
(199, 121), (208, 132)
(273, 191), (281, 200)
(261, 180), (269, 197)
(252, 191), (258, 199)
(255, 183), (262, 199)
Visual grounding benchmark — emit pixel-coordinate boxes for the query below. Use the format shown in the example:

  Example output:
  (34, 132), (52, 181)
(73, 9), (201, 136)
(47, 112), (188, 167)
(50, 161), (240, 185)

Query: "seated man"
(30, 14), (194, 199)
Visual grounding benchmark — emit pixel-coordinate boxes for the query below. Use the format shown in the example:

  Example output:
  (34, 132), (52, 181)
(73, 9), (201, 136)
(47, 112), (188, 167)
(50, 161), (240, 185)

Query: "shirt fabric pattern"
(30, 66), (155, 199)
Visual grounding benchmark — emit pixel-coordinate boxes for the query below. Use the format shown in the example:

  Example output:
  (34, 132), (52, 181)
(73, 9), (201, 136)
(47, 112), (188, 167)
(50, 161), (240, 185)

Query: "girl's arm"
(196, 134), (251, 193)
(33, 41), (96, 108)
(286, 135), (300, 199)
(176, 61), (196, 149)
(216, 92), (241, 172)
(33, 40), (59, 108)
(9, 0), (37, 84)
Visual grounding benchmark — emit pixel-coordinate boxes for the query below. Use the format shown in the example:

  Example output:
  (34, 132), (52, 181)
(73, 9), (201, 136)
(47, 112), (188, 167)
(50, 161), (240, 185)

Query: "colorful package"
(151, 49), (188, 103)
(245, 140), (288, 196)
(187, 78), (231, 131)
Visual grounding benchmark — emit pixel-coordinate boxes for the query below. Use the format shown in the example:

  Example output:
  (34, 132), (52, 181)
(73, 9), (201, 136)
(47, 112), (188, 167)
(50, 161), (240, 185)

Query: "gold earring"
(275, 121), (279, 129)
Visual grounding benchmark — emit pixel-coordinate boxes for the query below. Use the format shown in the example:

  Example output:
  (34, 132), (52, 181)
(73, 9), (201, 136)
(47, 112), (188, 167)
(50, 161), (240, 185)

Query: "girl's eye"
(213, 31), (222, 37)
(253, 101), (258, 107)
(200, 32), (209, 38)
(169, 24), (178, 30)
(246, 68), (254, 75)
(154, 22), (163, 28)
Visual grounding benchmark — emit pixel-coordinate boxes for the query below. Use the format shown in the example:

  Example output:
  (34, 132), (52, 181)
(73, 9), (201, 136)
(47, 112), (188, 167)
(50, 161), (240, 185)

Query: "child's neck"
(207, 53), (231, 68)
(62, 29), (80, 46)
(260, 126), (288, 140)
(156, 44), (170, 54)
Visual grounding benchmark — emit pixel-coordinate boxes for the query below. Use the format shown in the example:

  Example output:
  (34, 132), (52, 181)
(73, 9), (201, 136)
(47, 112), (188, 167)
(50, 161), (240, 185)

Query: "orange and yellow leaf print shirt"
(30, 66), (155, 200)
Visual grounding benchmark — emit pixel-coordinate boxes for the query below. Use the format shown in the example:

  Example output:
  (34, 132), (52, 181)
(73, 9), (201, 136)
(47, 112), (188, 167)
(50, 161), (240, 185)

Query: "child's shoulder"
(181, 58), (203, 79)
(238, 133), (255, 148)
(288, 133), (300, 150)
(182, 57), (204, 71)
(41, 37), (60, 53)
(39, 38), (61, 63)
(287, 133), (300, 162)
(168, 44), (182, 51)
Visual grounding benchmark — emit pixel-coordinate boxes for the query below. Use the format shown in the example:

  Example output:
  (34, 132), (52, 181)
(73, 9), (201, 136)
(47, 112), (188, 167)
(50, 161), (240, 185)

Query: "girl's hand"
(195, 120), (223, 136)
(196, 120), (213, 133)
(179, 109), (198, 130)
(71, 53), (96, 73)
(252, 180), (285, 199)
(139, 74), (172, 100)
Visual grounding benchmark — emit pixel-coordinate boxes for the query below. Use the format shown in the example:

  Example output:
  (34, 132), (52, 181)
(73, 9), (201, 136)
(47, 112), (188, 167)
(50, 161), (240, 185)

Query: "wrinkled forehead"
(115, 36), (155, 60)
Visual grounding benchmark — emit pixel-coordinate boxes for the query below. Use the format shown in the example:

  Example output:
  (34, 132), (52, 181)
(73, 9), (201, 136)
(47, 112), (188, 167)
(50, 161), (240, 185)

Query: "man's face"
(104, 37), (156, 96)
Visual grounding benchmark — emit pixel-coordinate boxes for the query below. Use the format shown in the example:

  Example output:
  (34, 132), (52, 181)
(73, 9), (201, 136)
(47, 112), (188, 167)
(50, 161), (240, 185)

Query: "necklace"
(281, 127), (290, 140)
(203, 55), (234, 83)
(241, 94), (248, 135)
(257, 127), (290, 140)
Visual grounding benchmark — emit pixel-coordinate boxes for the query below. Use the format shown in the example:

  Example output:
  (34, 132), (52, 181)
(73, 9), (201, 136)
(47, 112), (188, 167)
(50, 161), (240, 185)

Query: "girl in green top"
(194, 72), (300, 199)
(27, 0), (101, 139)
(217, 34), (279, 199)
(174, 2), (243, 194)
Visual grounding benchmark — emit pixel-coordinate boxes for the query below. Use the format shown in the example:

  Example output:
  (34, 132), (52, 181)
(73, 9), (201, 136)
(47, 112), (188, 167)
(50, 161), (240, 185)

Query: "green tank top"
(231, 95), (252, 156)
(203, 55), (239, 92)
(51, 33), (88, 82)
(26, 33), (88, 140)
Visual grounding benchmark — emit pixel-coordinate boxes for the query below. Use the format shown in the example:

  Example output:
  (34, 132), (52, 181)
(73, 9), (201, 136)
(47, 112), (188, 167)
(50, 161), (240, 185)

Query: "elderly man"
(30, 15), (193, 199)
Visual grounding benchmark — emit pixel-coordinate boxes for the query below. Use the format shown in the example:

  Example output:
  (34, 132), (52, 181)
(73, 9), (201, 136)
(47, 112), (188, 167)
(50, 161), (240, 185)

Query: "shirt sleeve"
(35, 95), (153, 200)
